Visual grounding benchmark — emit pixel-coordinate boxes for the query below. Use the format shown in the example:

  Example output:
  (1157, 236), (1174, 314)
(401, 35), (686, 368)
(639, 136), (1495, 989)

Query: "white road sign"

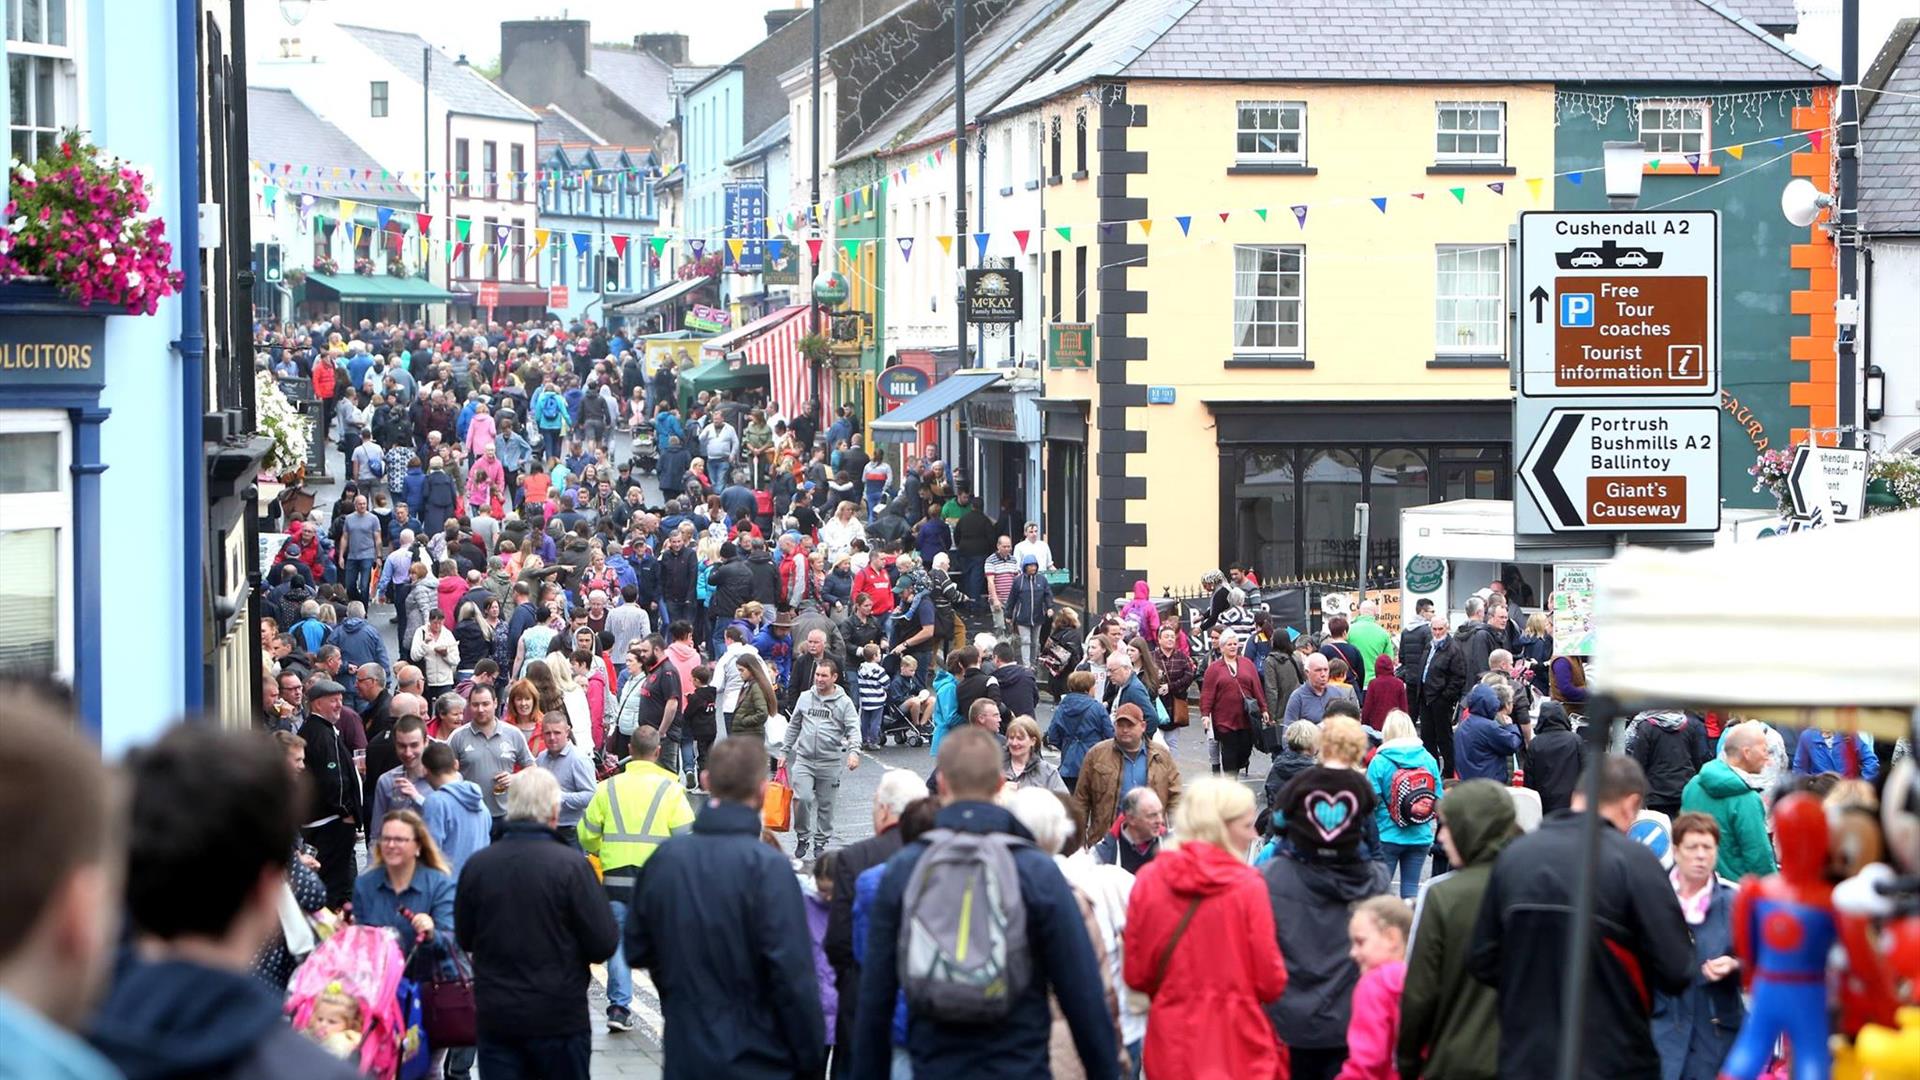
(1518, 406), (1722, 532)
(1787, 445), (1869, 521)
(1519, 211), (1719, 397)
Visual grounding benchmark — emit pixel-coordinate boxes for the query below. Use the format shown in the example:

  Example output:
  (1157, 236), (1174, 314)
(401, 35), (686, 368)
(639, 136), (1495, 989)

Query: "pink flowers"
(0, 133), (183, 315)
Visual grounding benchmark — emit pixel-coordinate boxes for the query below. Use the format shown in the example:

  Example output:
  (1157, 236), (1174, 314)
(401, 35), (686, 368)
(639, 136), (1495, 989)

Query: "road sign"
(477, 281), (499, 312)
(548, 284), (569, 309)
(1519, 211), (1718, 397)
(1518, 406), (1721, 532)
(1787, 444), (1869, 521)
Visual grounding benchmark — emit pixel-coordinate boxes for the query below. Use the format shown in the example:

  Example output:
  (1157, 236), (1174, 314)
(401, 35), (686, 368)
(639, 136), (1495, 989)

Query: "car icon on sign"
(1616, 250), (1649, 267)
(1568, 250), (1603, 267)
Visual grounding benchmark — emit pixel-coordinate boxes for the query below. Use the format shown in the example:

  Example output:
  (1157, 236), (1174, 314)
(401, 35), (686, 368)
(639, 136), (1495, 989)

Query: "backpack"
(897, 829), (1032, 1023)
(537, 392), (565, 427)
(1386, 764), (1439, 829)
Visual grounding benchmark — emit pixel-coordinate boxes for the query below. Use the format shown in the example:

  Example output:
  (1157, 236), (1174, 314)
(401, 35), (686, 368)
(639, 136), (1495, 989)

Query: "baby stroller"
(285, 923), (420, 1079)
(878, 696), (930, 748)
(628, 418), (657, 475)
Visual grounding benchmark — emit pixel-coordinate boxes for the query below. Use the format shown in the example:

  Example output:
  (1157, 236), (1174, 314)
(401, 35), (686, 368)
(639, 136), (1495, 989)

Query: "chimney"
(635, 33), (689, 65)
(764, 8), (804, 36)
(502, 19), (589, 75)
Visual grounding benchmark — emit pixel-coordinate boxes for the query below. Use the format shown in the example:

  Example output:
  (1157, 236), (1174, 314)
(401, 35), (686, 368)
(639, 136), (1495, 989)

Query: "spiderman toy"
(1719, 792), (1836, 1080)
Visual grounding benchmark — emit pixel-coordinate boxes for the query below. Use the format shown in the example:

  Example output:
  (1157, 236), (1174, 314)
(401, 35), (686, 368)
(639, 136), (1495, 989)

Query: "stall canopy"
(608, 275), (709, 313)
(1596, 509), (1920, 734)
(871, 369), (1003, 443)
(302, 271), (452, 303)
(702, 304), (805, 356)
(677, 357), (769, 405)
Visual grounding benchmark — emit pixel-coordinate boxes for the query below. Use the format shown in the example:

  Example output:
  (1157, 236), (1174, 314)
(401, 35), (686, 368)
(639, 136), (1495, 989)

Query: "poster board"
(1550, 562), (1598, 656)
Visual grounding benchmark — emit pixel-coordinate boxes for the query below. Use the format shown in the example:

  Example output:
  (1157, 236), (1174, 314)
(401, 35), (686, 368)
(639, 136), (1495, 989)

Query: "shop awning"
(702, 304), (807, 356)
(871, 369), (1004, 443)
(677, 357), (770, 403)
(302, 271), (453, 302)
(451, 284), (551, 308)
(608, 276), (710, 313)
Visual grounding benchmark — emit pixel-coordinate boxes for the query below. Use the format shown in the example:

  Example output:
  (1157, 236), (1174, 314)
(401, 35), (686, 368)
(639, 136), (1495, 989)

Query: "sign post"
(1515, 211), (1721, 537)
(1787, 444), (1869, 521)
(548, 284), (569, 310)
(477, 280), (499, 322)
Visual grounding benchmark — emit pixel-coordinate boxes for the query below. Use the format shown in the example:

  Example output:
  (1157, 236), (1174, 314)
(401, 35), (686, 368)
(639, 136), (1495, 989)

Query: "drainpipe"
(175, 0), (206, 710)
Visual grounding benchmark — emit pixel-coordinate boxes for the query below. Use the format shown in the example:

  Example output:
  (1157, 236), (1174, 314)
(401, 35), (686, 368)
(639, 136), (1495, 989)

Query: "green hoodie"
(1680, 756), (1778, 880)
(1396, 780), (1517, 1080)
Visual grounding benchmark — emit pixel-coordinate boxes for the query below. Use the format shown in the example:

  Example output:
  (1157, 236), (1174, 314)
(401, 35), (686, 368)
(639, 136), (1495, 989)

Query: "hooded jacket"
(422, 779), (492, 878)
(1366, 736), (1443, 847)
(328, 616), (391, 674)
(707, 557), (756, 625)
(1005, 564), (1055, 627)
(419, 470), (459, 531)
(1044, 693), (1113, 780)
(435, 575), (466, 625)
(747, 551), (782, 607)
(1469, 810), (1695, 1080)
(1453, 684), (1524, 783)
(788, 684), (859, 762)
(1358, 653), (1409, 730)
(1524, 702), (1587, 814)
(1459, 620), (1501, 678)
(1126, 841), (1287, 1080)
(1118, 581), (1160, 641)
(1396, 780), (1517, 1080)
(1625, 711), (1713, 807)
(1261, 747), (1318, 837)
(1678, 758), (1777, 880)
(88, 956), (361, 1080)
(1261, 848), (1390, 1049)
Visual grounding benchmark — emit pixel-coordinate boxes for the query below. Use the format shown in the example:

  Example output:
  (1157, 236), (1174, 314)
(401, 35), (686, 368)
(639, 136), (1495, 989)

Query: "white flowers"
(124, 269), (140, 288)
(256, 368), (312, 476)
(100, 251), (116, 267)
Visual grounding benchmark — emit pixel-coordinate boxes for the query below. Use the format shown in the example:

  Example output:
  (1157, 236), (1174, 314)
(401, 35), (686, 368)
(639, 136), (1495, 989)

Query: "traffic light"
(257, 242), (283, 284)
(603, 254), (621, 290)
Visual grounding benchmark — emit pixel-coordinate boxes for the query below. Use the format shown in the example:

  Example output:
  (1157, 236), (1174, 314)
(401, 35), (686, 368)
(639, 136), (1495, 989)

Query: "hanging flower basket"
(353, 256), (375, 276)
(1867, 451), (1920, 516)
(311, 254), (338, 275)
(255, 368), (311, 478)
(388, 260), (412, 279)
(284, 266), (308, 287)
(1748, 447), (1795, 514)
(0, 131), (183, 315)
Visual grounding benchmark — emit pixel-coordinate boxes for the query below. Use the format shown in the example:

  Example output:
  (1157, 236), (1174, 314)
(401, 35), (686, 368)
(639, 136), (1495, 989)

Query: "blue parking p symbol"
(1560, 293), (1595, 327)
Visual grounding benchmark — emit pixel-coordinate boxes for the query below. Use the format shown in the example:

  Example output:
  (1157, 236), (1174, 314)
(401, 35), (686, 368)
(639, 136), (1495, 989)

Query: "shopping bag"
(763, 767), (794, 832)
(395, 978), (430, 1080)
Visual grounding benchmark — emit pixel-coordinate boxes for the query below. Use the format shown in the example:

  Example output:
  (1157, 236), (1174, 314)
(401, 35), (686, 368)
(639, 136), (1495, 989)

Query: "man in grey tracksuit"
(783, 656), (862, 860)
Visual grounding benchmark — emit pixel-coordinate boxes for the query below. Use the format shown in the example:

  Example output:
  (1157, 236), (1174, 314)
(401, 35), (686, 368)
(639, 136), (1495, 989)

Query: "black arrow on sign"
(1529, 285), (1549, 323)
(1785, 446), (1813, 518)
(1531, 411), (1585, 528)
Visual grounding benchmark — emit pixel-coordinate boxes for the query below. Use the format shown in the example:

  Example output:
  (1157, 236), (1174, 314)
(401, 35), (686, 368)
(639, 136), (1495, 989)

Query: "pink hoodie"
(1120, 579), (1160, 640)
(664, 640), (702, 708)
(1335, 960), (1406, 1080)
(465, 412), (498, 456)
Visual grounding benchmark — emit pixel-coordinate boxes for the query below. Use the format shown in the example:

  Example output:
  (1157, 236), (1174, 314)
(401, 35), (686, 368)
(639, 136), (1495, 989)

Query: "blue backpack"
(537, 392), (566, 428)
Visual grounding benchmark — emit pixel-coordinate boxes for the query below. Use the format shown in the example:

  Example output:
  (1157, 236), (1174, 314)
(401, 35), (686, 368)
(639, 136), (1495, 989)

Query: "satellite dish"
(1780, 178), (1833, 229)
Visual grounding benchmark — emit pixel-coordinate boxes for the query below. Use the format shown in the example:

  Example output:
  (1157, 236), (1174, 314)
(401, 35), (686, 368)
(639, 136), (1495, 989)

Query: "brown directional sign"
(1553, 276), (1709, 390)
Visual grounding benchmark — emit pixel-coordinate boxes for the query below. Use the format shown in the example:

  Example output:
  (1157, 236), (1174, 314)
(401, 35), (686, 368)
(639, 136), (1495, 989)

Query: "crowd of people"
(0, 313), (1903, 1080)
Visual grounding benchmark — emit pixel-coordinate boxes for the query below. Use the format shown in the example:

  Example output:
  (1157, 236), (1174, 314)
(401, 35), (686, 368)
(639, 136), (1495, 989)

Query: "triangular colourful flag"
(1013, 229), (1031, 252)
(611, 235), (629, 258)
(937, 235), (953, 256)
(1772, 136), (1786, 148)
(1646, 159), (1661, 171)
(842, 238), (862, 263)
(338, 199), (357, 220)
(455, 219), (472, 242)
(572, 232), (592, 255)
(1486, 182), (1504, 195)
(533, 228), (549, 253)
(1411, 192), (1426, 200)
(1725, 144), (1745, 160)
(1371, 197), (1388, 213)
(1685, 154), (1701, 173)
(1568, 172), (1584, 185)
(376, 207), (393, 230)
(898, 237), (914, 261)
(1138, 220), (1153, 237)
(806, 237), (823, 263)
(1054, 226), (1071, 243)
(1219, 212), (1230, 223)
(450, 242), (465, 263)
(1254, 208), (1268, 222)
(1808, 130), (1824, 151)
(1524, 178), (1543, 200)
(1175, 216), (1191, 236)
(972, 233), (990, 261)
(1449, 187), (1465, 203)
(764, 237), (785, 261)
(1292, 205), (1308, 228)
(688, 238), (706, 258)
(726, 238), (745, 262)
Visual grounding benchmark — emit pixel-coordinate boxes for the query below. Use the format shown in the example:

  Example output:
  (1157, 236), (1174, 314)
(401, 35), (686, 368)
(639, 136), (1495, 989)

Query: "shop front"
(450, 283), (553, 325)
(1038, 398), (1089, 594)
(964, 381), (1043, 536)
(1210, 401), (1511, 588)
(296, 271), (453, 323)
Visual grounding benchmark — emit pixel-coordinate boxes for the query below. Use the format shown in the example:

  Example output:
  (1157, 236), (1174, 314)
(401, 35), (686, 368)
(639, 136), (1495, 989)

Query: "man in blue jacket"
(626, 737), (825, 1079)
(1453, 682), (1528, 783)
(854, 726), (1118, 1079)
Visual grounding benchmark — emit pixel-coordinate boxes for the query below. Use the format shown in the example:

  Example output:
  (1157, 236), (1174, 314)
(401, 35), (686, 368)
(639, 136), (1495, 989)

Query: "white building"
(1861, 18), (1920, 453)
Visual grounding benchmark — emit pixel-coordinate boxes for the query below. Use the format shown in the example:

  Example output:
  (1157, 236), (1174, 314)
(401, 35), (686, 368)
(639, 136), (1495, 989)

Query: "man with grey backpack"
(852, 725), (1118, 1079)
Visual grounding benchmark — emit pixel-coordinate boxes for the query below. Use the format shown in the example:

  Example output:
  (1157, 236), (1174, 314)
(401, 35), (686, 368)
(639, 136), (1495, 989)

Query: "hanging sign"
(1048, 322), (1092, 368)
(964, 268), (1022, 324)
(1787, 444), (1869, 521)
(878, 366), (929, 402)
(685, 304), (731, 334)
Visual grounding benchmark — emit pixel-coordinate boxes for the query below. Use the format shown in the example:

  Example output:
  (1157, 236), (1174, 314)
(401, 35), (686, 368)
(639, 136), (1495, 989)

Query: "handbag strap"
(1154, 897), (1204, 988)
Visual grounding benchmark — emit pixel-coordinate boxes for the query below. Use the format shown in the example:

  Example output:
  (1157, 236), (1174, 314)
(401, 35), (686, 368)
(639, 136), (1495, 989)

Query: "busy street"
(4, 1), (1920, 1079)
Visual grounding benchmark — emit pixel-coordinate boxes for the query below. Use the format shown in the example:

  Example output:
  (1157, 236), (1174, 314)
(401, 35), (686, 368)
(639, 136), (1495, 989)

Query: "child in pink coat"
(1337, 895), (1413, 1080)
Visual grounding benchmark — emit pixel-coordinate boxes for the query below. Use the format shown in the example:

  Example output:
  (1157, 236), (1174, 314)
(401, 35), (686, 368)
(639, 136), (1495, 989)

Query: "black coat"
(747, 554), (782, 608)
(994, 662), (1040, 719)
(954, 669), (1007, 729)
(1469, 812), (1695, 1080)
(298, 714), (361, 822)
(659, 546), (698, 603)
(824, 823), (905, 1077)
(1625, 713), (1713, 808)
(1524, 710), (1588, 815)
(707, 558), (756, 625)
(1426, 631), (1474, 711)
(626, 802), (826, 1078)
(455, 822), (619, 1039)
(1397, 621), (1433, 686)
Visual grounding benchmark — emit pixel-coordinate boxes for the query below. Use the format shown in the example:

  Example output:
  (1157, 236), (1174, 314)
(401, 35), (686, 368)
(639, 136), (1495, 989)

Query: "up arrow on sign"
(1787, 445), (1869, 521)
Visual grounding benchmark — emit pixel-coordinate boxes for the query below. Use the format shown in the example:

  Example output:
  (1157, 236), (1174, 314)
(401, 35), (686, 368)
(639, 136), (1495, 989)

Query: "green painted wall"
(1553, 84), (1823, 506)
(835, 160), (888, 374)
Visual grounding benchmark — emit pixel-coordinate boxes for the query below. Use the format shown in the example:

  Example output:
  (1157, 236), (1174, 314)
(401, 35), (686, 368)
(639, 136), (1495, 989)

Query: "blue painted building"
(681, 65), (745, 305)
(0, 0), (266, 746)
(533, 104), (660, 324)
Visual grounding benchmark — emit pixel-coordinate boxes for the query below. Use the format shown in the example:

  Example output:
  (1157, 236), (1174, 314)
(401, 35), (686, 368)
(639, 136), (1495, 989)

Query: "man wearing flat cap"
(299, 677), (365, 907)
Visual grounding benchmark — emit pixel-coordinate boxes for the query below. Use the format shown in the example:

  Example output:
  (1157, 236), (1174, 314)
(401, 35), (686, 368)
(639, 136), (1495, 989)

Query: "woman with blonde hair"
(1366, 709), (1444, 900)
(540, 652), (593, 755)
(1515, 610), (1555, 694)
(1004, 715), (1068, 793)
(1125, 778), (1287, 1079)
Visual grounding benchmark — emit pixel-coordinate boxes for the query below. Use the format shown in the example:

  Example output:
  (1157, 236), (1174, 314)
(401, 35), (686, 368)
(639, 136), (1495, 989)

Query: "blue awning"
(871, 370), (1004, 443)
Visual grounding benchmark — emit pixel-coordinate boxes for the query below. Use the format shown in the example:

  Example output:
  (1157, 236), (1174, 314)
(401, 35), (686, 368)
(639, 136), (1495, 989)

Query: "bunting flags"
(726, 238), (745, 263)
(375, 207), (393, 230)
(610, 235), (629, 258)
(572, 232), (591, 255)
(1686, 154), (1701, 173)
(1218, 212), (1230, 223)
(1726, 144), (1745, 160)
(1372, 197), (1388, 213)
(1013, 229), (1031, 252)
(1449, 187), (1465, 203)
(651, 236), (671, 259)
(455, 219), (472, 242)
(1254, 208), (1268, 222)
(1525, 177), (1543, 201)
(898, 237), (914, 261)
(1568, 173), (1583, 185)
(338, 200), (358, 221)
(1292, 205), (1308, 229)
(1174, 217), (1190, 236)
(416, 212), (433, 235)
(1137, 220), (1153, 237)
(972, 233), (990, 261)
(533, 228), (549, 253)
(842, 238), (862, 263)
(1055, 226), (1071, 243)
(937, 235), (954, 256)
(806, 237), (823, 264)
(1808, 130), (1824, 151)
(1486, 182), (1504, 196)
(688, 238), (706, 259)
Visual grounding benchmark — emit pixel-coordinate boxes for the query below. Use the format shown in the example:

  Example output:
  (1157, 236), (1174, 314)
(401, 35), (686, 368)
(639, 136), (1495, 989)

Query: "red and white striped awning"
(741, 305), (813, 418)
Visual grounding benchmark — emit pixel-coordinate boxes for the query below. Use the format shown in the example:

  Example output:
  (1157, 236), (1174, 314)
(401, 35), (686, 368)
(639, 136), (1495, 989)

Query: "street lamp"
(278, 0), (314, 25)
(1866, 364), (1885, 423)
(1602, 141), (1645, 209)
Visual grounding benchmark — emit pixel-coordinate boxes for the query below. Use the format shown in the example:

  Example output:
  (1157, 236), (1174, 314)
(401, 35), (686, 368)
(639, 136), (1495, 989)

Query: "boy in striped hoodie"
(856, 643), (890, 750)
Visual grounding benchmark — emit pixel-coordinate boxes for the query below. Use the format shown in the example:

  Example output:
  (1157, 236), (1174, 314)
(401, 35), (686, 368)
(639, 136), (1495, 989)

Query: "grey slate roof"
(727, 114), (792, 166)
(534, 104), (607, 147)
(247, 87), (420, 203)
(1723, 0), (1799, 33)
(1118, 0), (1831, 82)
(589, 47), (674, 128)
(338, 24), (538, 122)
(1861, 19), (1920, 234)
(990, 0), (1191, 117)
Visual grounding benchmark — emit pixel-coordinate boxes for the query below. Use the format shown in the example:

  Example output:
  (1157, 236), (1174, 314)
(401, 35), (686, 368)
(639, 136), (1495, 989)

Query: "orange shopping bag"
(762, 767), (793, 832)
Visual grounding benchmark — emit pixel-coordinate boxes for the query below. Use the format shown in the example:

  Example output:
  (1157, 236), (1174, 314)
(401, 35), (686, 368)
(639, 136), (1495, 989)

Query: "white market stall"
(1595, 508), (1920, 738)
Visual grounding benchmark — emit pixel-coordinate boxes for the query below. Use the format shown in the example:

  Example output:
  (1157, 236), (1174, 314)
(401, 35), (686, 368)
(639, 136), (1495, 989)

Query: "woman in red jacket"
(1358, 653), (1408, 732)
(1200, 628), (1265, 778)
(1126, 777), (1289, 1080)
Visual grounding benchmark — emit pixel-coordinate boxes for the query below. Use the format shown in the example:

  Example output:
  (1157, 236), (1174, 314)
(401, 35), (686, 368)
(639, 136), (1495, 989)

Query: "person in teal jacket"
(1366, 710), (1443, 900)
(925, 662), (960, 754)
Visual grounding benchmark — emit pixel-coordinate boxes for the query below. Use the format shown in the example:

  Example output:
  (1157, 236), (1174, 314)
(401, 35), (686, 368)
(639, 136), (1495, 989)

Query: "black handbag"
(419, 943), (477, 1048)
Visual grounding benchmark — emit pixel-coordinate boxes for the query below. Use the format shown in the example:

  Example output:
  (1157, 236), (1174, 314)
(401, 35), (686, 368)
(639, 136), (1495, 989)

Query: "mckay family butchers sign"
(964, 269), (1022, 324)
